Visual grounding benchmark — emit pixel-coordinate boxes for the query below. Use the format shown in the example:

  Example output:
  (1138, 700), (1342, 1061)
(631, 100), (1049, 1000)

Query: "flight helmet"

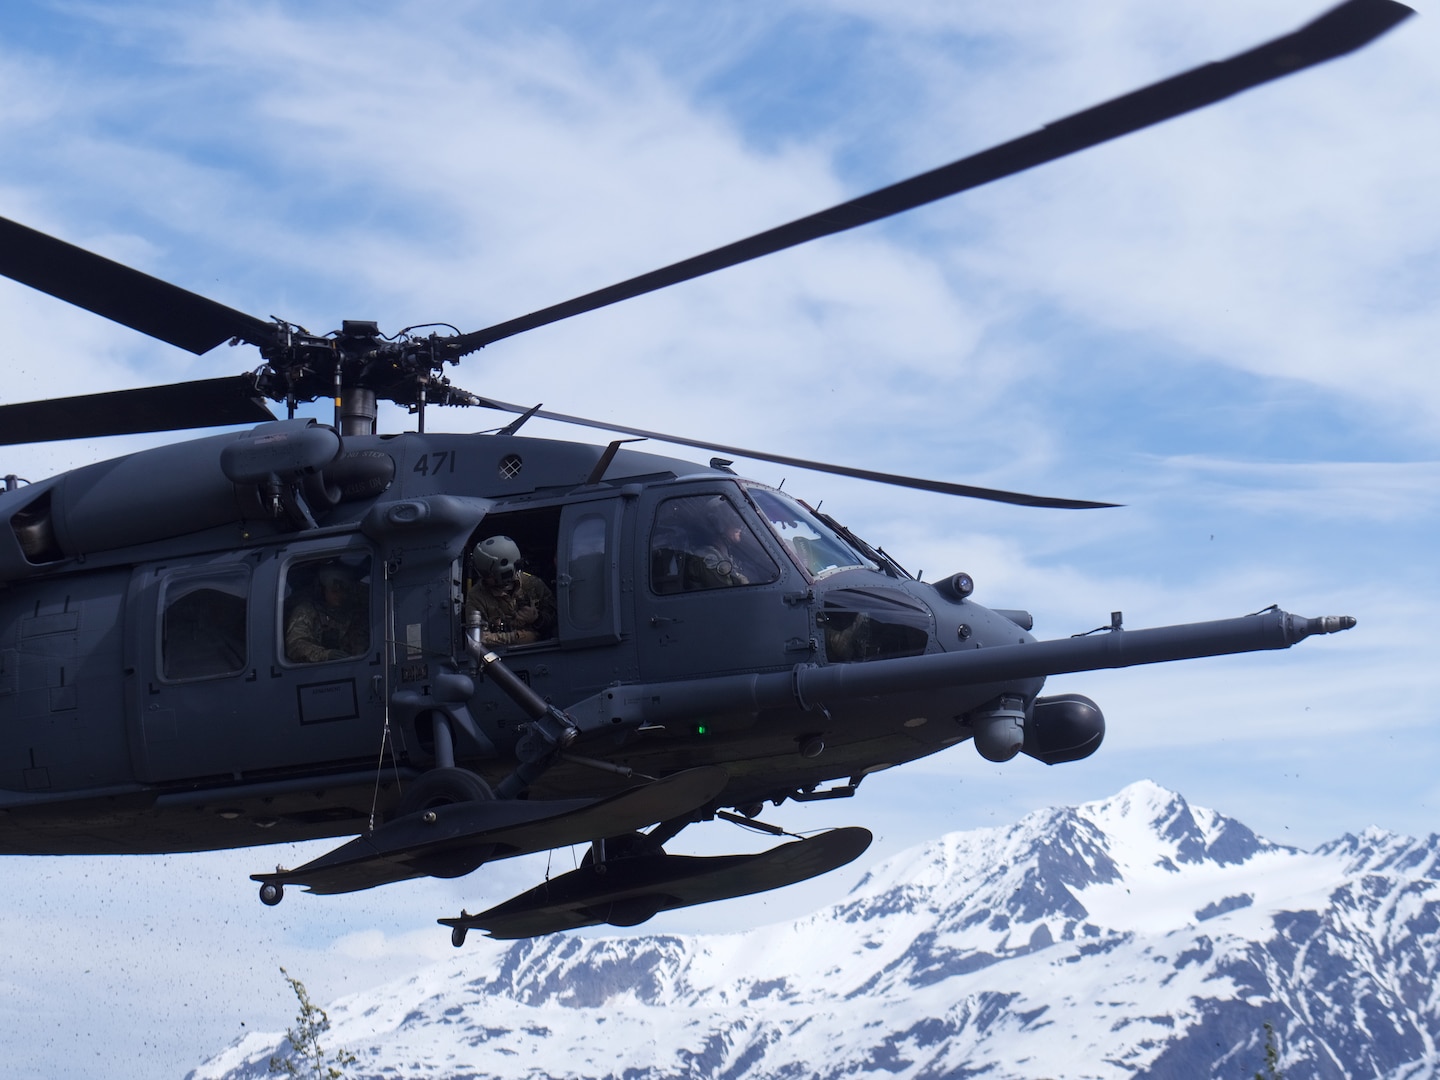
(473, 535), (523, 588)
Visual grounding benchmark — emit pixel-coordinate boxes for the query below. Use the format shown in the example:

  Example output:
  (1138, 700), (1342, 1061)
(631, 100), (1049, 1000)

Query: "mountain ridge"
(190, 780), (1440, 1079)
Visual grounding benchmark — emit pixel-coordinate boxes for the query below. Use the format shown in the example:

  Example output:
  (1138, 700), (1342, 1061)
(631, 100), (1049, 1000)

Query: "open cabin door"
(128, 541), (384, 783)
(446, 496), (632, 727)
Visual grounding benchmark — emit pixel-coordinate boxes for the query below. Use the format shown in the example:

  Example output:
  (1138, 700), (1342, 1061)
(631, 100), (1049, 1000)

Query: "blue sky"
(2, 1), (1437, 1076)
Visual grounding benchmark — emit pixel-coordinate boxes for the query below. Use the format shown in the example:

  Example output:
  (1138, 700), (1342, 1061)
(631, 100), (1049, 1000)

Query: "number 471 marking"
(412, 450), (458, 476)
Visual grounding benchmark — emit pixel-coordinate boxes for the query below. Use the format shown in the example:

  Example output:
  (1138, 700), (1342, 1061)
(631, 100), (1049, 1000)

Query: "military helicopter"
(0, 0), (1405, 943)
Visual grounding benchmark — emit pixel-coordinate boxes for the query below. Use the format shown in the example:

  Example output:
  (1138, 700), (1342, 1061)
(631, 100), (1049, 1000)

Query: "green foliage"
(1253, 1020), (1284, 1080)
(269, 966), (359, 1080)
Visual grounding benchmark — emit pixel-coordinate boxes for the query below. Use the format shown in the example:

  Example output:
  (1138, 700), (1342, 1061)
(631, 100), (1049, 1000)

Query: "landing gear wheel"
(396, 766), (495, 819)
(259, 881), (284, 907)
(451, 925), (468, 948)
(396, 767), (498, 880)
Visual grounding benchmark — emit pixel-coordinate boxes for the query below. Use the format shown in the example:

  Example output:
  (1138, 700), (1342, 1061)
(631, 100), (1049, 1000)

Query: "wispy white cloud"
(1, 0), (1435, 1076)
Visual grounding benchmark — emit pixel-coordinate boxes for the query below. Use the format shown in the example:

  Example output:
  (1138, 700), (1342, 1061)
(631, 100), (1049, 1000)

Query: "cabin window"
(159, 568), (249, 681)
(820, 588), (931, 663)
(567, 513), (608, 629)
(649, 494), (779, 594)
(282, 555), (372, 664)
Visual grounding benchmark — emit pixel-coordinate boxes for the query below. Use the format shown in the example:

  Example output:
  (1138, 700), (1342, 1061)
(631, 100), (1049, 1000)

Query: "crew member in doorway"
(465, 535), (556, 648)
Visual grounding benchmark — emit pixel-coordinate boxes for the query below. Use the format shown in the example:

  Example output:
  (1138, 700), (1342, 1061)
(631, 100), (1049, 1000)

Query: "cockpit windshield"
(746, 487), (876, 579)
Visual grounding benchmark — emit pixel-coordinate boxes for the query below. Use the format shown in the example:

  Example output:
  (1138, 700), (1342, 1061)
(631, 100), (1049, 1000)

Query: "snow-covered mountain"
(190, 781), (1440, 1079)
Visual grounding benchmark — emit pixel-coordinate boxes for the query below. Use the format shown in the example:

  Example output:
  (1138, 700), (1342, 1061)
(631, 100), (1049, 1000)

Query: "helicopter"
(0, 0), (1405, 944)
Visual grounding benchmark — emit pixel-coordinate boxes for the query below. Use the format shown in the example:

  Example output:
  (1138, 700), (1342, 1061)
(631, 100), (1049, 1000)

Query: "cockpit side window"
(650, 494), (780, 594)
(747, 487), (876, 579)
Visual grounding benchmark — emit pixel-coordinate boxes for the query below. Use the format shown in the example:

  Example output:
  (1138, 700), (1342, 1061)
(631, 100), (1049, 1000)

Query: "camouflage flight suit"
(684, 542), (750, 589)
(464, 571), (557, 648)
(285, 596), (370, 663)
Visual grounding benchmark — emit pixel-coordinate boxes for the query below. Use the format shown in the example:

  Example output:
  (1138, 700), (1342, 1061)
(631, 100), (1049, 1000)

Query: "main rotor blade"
(0, 375), (276, 446)
(0, 216), (275, 355)
(448, 0), (1412, 356)
(472, 396), (1118, 509)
